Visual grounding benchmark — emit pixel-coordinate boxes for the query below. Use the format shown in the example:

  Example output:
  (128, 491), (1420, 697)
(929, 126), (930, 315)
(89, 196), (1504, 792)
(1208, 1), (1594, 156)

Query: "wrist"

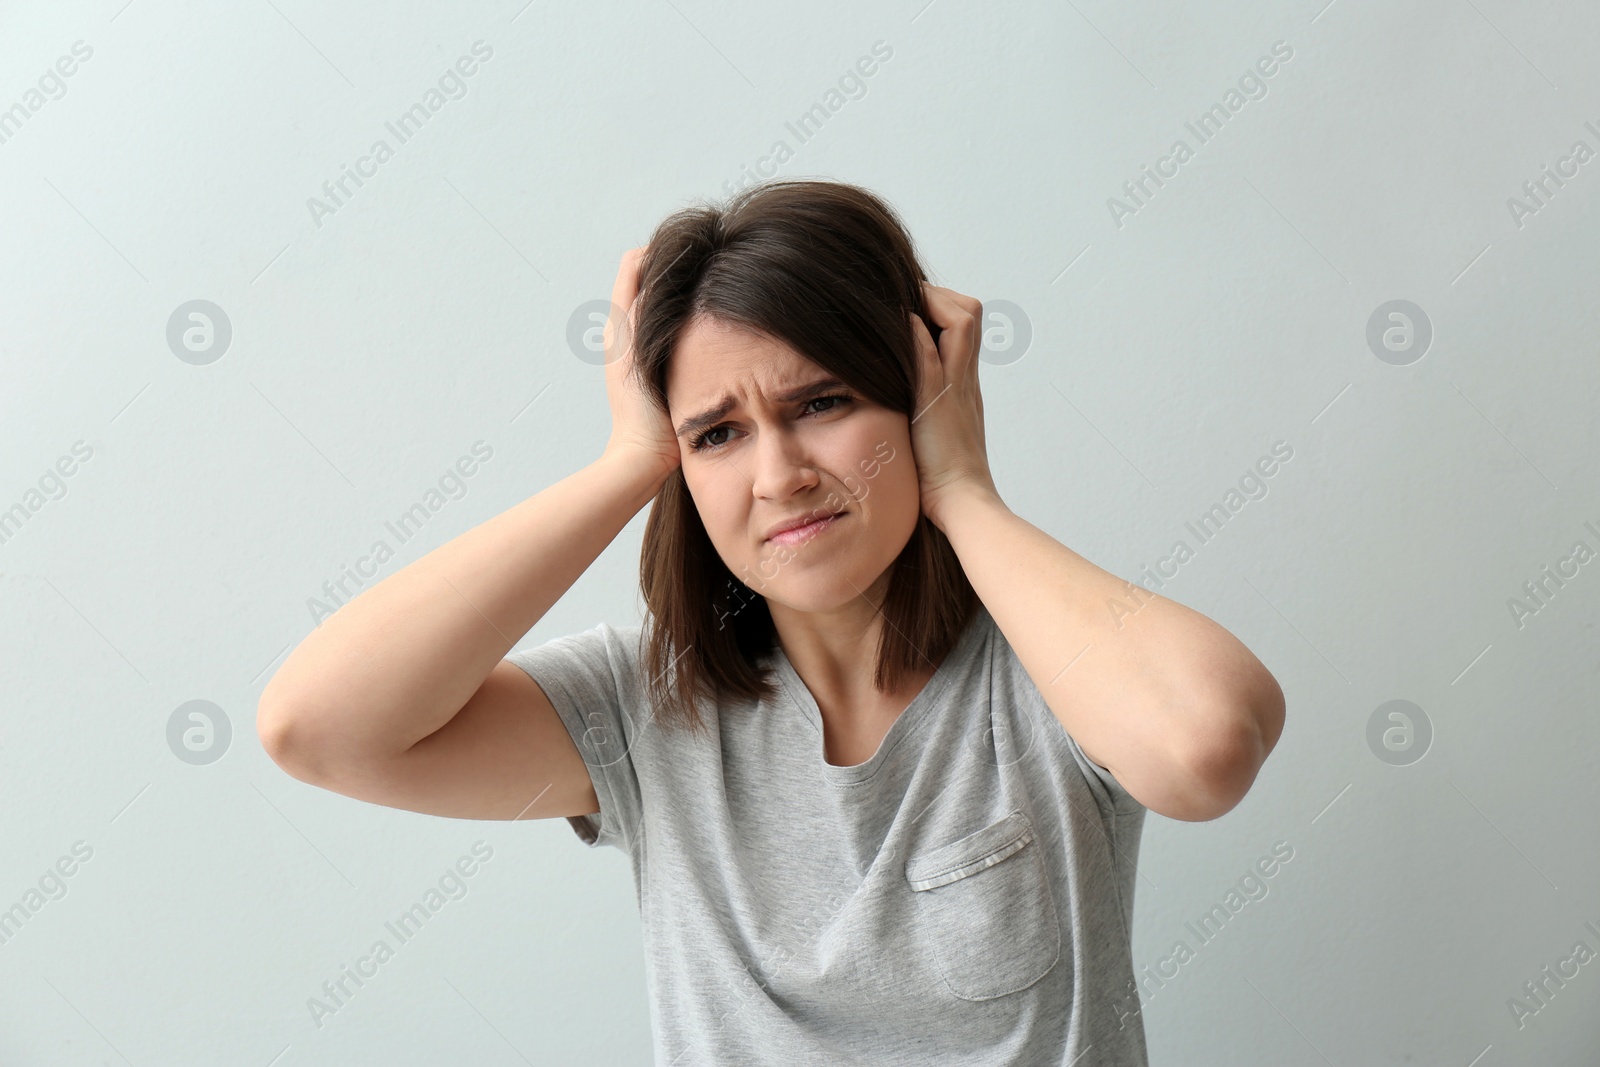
(598, 444), (678, 494)
(927, 478), (1004, 534)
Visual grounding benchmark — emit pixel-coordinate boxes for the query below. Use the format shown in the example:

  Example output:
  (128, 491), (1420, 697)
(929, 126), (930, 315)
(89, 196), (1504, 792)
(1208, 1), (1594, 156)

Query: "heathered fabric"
(506, 602), (1149, 1065)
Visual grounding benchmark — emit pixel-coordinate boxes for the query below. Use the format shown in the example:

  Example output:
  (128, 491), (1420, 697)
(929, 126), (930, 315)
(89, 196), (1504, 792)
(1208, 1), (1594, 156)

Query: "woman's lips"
(765, 511), (845, 547)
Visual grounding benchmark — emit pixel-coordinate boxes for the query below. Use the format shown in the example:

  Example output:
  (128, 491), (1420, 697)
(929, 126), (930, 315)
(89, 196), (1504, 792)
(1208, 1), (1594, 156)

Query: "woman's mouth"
(765, 511), (846, 547)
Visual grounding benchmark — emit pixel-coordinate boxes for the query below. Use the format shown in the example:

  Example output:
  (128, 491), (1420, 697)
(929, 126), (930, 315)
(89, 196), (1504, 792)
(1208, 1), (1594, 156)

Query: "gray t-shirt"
(507, 602), (1149, 1066)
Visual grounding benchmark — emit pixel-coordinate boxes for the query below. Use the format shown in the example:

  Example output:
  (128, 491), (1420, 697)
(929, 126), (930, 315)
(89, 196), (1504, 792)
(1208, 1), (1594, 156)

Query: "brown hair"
(629, 178), (978, 736)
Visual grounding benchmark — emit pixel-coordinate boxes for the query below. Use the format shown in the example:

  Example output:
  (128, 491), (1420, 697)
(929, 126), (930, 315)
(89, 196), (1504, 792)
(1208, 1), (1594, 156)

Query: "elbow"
(257, 699), (324, 784)
(256, 699), (290, 763)
(1180, 679), (1286, 822)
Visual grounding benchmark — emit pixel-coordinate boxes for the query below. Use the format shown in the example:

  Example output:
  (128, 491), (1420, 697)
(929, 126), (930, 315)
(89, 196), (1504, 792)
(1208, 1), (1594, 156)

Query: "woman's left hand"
(908, 281), (1000, 531)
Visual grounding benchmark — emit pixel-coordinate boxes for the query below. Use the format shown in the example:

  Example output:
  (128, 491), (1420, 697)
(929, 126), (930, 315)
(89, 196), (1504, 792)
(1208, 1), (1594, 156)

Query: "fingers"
(918, 281), (982, 325)
(612, 246), (648, 318)
(909, 310), (939, 373)
(607, 247), (652, 356)
(909, 312), (945, 422)
(918, 282), (982, 382)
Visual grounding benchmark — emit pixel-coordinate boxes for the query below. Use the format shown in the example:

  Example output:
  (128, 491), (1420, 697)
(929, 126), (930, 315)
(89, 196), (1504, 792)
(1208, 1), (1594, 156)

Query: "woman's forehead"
(667, 322), (818, 407)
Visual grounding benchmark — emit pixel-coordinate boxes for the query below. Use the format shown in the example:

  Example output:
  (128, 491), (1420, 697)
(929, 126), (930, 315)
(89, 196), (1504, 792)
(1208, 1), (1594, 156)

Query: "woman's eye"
(690, 395), (852, 453)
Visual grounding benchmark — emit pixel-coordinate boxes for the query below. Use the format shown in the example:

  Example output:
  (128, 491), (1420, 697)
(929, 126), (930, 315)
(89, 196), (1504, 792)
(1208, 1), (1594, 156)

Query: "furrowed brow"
(674, 377), (847, 438)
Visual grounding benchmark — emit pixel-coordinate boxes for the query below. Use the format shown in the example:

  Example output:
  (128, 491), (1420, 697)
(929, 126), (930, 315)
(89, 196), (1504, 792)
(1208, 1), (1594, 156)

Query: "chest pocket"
(903, 809), (1061, 1002)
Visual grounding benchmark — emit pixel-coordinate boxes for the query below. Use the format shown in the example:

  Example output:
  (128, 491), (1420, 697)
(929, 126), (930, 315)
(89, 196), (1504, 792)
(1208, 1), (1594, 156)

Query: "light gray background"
(3, 0), (1597, 1063)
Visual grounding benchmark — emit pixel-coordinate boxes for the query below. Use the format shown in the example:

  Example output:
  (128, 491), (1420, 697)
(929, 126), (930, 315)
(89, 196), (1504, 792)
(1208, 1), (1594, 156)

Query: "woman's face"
(665, 314), (921, 616)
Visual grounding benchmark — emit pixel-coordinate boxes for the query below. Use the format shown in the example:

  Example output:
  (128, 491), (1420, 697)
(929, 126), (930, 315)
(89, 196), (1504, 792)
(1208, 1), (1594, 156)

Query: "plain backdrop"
(2, 0), (1598, 1063)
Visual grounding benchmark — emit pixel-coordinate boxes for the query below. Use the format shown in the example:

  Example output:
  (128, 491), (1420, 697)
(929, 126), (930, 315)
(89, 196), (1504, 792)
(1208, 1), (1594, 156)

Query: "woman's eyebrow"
(674, 377), (847, 439)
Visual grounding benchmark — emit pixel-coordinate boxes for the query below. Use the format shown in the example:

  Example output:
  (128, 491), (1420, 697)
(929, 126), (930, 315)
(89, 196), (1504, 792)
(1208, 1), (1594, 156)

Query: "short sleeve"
(504, 622), (646, 855)
(990, 622), (1145, 818)
(1055, 712), (1144, 818)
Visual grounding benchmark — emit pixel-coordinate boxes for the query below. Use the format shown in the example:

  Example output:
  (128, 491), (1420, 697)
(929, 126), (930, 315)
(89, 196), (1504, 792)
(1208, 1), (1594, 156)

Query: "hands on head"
(602, 246), (682, 481)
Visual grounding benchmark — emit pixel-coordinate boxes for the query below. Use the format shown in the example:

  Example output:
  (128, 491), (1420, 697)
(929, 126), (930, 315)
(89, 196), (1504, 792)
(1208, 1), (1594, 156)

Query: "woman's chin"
(756, 569), (894, 617)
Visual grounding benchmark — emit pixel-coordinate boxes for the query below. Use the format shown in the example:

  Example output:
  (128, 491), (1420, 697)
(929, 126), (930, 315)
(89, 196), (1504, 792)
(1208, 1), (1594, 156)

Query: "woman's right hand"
(601, 246), (682, 481)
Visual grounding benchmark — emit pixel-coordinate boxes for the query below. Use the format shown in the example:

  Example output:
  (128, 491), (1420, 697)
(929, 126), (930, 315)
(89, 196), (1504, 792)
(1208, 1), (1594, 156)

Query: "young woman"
(258, 179), (1284, 1065)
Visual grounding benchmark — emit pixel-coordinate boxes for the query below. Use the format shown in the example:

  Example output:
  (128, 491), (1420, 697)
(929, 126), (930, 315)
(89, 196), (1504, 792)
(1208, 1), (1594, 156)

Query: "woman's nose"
(749, 428), (818, 499)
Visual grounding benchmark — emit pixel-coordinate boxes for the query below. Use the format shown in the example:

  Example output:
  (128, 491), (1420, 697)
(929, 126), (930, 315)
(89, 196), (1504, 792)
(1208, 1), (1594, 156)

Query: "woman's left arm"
(909, 282), (1286, 823)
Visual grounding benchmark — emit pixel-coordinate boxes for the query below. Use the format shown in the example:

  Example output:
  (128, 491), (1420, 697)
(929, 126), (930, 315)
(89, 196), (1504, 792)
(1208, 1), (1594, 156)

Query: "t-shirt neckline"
(769, 603), (991, 785)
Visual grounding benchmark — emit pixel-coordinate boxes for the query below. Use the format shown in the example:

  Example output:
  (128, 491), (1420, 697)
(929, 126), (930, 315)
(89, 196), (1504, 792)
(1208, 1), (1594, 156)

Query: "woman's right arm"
(256, 449), (672, 819)
(258, 245), (682, 821)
